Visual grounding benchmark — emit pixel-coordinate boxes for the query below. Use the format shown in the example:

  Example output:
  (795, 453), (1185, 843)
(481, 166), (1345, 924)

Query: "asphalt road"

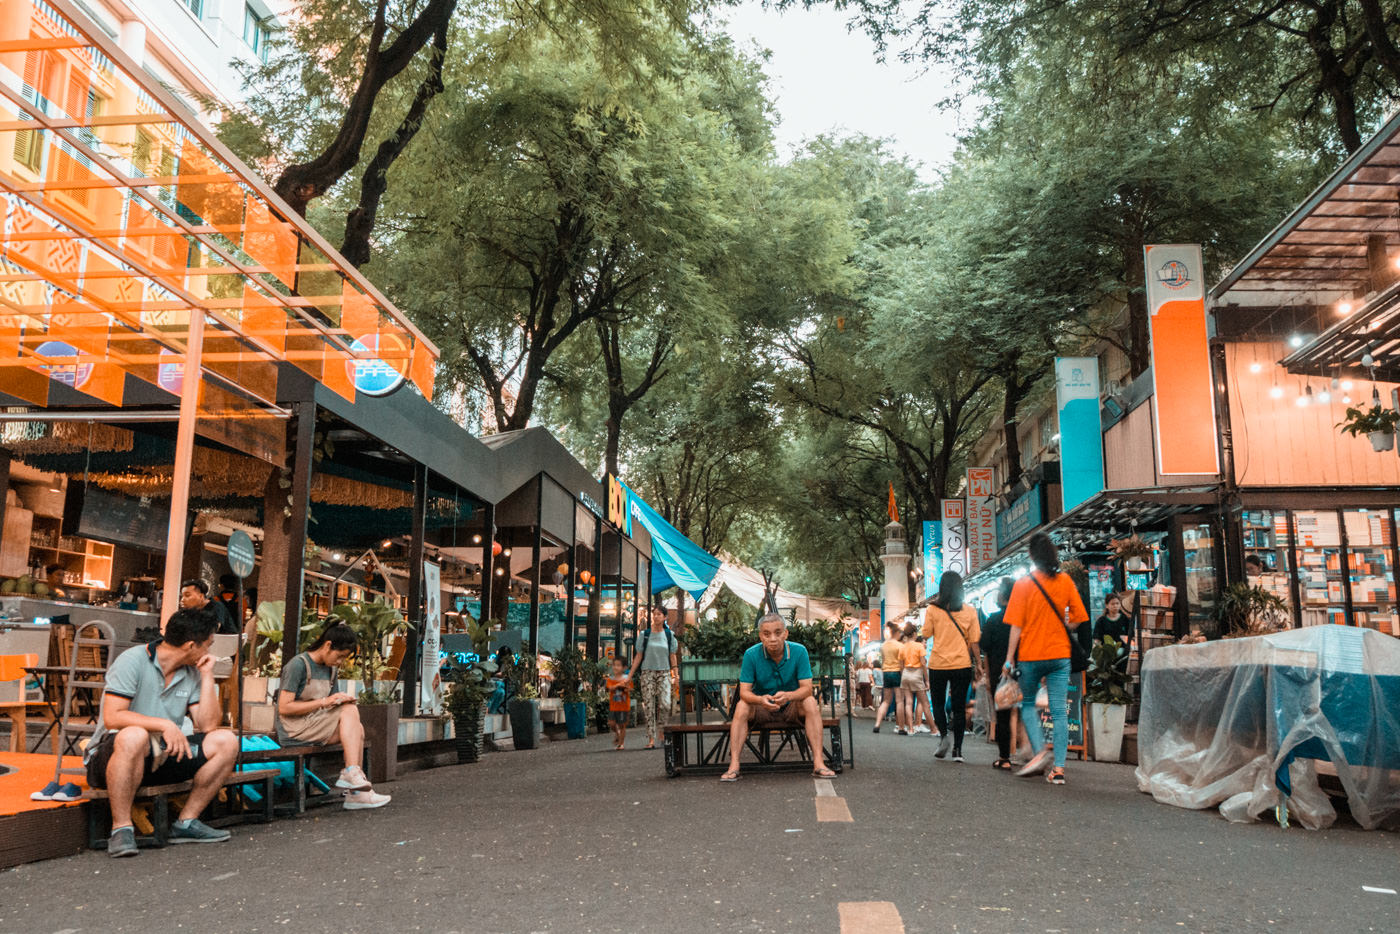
(2, 727), (1399, 934)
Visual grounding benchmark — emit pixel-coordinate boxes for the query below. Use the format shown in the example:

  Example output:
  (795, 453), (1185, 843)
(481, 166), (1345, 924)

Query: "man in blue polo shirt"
(720, 613), (836, 782)
(84, 608), (239, 857)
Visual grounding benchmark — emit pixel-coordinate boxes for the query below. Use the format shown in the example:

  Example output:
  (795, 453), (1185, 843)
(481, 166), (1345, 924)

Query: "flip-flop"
(811, 767), (838, 779)
(719, 771), (741, 782)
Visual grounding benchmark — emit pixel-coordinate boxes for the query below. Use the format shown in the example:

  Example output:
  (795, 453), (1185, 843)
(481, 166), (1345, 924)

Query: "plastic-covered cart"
(1135, 626), (1400, 830)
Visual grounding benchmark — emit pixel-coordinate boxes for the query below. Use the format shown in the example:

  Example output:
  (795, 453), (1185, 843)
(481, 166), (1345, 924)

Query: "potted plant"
(441, 618), (497, 764)
(327, 601), (412, 782)
(553, 646), (590, 739)
(501, 652), (542, 750)
(1084, 635), (1133, 762)
(1110, 536), (1155, 572)
(1338, 403), (1400, 452)
(1216, 582), (1290, 638)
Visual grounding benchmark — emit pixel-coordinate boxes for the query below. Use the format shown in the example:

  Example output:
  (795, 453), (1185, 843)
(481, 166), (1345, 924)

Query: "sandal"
(1046, 767), (1066, 785)
(812, 767), (838, 779)
(992, 758), (1012, 771)
(719, 770), (741, 782)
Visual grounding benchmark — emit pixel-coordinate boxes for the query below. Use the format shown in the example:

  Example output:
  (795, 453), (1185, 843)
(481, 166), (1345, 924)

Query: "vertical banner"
(967, 467), (997, 571)
(1055, 357), (1106, 512)
(420, 560), (443, 715)
(1144, 244), (1220, 475)
(922, 520), (941, 599)
(941, 500), (967, 576)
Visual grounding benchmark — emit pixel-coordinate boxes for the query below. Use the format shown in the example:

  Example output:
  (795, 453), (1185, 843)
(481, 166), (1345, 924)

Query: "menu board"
(1037, 673), (1084, 756)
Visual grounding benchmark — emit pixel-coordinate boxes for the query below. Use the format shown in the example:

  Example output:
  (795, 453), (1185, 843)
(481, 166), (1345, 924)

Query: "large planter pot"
(357, 702), (399, 784)
(1369, 430), (1395, 452)
(563, 700), (588, 739)
(1087, 702), (1127, 763)
(507, 698), (542, 750)
(243, 675), (269, 705)
(452, 702), (486, 764)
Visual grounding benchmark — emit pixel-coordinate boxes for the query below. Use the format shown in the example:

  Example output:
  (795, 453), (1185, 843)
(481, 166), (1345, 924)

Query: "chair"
(46, 621), (114, 785)
(0, 653), (37, 753)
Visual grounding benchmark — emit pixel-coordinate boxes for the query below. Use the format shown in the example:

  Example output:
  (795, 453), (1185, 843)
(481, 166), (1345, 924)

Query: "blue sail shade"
(621, 481), (721, 598)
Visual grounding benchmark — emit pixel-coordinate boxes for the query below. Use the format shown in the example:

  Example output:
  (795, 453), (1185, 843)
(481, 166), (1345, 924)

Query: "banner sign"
(996, 484), (1045, 550)
(1055, 356), (1106, 512)
(967, 467), (997, 571)
(941, 500), (967, 576)
(420, 560), (443, 715)
(922, 520), (941, 600)
(1144, 244), (1220, 476)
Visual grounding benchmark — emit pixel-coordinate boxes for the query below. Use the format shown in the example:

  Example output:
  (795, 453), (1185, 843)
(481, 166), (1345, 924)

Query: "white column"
(880, 520), (910, 626)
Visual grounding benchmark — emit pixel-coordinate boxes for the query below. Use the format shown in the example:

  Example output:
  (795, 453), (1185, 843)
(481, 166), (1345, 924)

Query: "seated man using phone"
(85, 608), (240, 856)
(276, 622), (390, 810)
(721, 613), (837, 782)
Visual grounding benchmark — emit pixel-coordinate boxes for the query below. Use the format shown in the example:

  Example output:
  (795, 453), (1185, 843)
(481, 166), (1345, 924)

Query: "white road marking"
(814, 778), (836, 797)
(1362, 886), (1396, 894)
(839, 901), (904, 934)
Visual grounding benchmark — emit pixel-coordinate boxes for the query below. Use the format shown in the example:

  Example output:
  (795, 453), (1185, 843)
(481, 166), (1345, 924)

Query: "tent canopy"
(622, 481), (721, 598)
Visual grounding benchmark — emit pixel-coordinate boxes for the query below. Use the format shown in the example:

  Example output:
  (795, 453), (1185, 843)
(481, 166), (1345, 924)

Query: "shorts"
(900, 668), (927, 691)
(882, 671), (902, 690)
(609, 710), (628, 726)
(85, 731), (212, 790)
(747, 700), (805, 726)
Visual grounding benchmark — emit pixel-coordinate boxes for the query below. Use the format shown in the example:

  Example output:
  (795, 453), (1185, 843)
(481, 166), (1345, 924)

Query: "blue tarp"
(622, 481), (721, 598)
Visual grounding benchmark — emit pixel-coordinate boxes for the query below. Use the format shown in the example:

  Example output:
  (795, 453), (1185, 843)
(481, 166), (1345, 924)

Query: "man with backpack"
(628, 605), (678, 750)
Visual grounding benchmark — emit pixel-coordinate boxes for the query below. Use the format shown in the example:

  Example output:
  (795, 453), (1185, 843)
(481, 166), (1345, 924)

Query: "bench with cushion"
(85, 768), (280, 849)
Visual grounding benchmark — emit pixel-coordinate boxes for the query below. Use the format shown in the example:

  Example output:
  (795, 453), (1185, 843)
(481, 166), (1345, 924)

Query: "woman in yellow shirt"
(872, 621), (903, 733)
(922, 571), (982, 762)
(896, 624), (934, 736)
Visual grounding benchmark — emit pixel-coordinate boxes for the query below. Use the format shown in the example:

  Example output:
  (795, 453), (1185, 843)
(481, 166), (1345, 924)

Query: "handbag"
(994, 672), (1023, 710)
(936, 605), (979, 670)
(1028, 573), (1088, 674)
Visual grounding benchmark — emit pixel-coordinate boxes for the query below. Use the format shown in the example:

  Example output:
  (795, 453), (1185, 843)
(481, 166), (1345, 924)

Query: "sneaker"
(52, 782), (83, 802)
(170, 818), (231, 844)
(335, 766), (372, 791)
(913, 724), (931, 734)
(30, 781), (60, 801)
(1015, 748), (1051, 777)
(107, 826), (138, 858)
(894, 728), (907, 735)
(1046, 767), (1066, 785)
(344, 789), (392, 810)
(951, 750), (965, 763)
(934, 733), (952, 759)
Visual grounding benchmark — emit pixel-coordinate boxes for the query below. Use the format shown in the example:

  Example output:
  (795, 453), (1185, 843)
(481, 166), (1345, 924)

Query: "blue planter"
(564, 701), (588, 739)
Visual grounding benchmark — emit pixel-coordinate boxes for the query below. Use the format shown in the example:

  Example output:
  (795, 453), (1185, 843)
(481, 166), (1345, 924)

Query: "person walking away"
(899, 630), (937, 738)
(277, 622), (390, 809)
(629, 606), (678, 750)
(855, 659), (874, 708)
(1003, 533), (1089, 786)
(604, 657), (632, 749)
(923, 571), (982, 762)
(979, 577), (1021, 770)
(873, 621), (903, 732)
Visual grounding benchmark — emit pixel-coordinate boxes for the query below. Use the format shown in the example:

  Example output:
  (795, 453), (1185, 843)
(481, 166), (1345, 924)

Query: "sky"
(717, 0), (974, 176)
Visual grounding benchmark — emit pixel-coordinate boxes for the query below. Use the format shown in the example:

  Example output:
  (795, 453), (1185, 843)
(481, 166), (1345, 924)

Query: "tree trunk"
(1126, 245), (1151, 378)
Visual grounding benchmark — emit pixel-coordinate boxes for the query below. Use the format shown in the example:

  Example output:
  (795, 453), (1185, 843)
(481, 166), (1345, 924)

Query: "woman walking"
(897, 625), (932, 736)
(872, 621), (902, 732)
(1003, 533), (1089, 785)
(856, 659), (874, 709)
(922, 572), (981, 761)
(979, 576), (1022, 770)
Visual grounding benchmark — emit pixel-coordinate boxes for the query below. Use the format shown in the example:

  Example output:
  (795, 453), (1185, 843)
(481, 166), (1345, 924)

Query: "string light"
(1338, 301), (1353, 316)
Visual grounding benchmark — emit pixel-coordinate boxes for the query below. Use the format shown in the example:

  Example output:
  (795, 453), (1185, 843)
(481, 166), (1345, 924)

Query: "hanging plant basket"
(1369, 430), (1395, 452)
(1338, 404), (1400, 452)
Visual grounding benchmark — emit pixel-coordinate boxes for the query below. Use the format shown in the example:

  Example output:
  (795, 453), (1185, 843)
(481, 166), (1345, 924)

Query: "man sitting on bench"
(721, 613), (837, 782)
(85, 608), (239, 857)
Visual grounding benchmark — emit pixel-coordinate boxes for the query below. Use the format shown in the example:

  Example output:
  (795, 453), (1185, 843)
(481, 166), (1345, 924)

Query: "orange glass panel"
(410, 339), (434, 400)
(47, 299), (107, 356)
(341, 280), (376, 339)
(242, 198), (298, 288)
(4, 199), (55, 277)
(242, 281), (284, 354)
(177, 140), (244, 228)
(124, 200), (188, 274)
(79, 360), (125, 405)
(321, 343), (355, 403)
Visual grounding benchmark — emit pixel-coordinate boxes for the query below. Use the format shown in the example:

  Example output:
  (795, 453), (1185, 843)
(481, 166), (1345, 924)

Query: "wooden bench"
(239, 741), (372, 815)
(662, 718), (844, 778)
(85, 768), (280, 849)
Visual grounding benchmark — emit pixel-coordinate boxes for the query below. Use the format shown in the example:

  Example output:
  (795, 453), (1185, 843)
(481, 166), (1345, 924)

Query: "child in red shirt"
(604, 656), (632, 750)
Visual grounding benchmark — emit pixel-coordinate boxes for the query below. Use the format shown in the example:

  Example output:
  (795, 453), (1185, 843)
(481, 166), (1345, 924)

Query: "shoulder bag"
(1028, 573), (1088, 674)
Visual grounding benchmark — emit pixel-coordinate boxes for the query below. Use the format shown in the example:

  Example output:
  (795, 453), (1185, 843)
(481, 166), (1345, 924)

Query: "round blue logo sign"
(33, 340), (93, 389)
(345, 335), (406, 397)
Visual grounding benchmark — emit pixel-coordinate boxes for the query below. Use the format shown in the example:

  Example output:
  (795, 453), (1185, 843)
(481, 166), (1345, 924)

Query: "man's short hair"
(164, 607), (217, 647)
(758, 613), (786, 630)
(180, 578), (209, 596)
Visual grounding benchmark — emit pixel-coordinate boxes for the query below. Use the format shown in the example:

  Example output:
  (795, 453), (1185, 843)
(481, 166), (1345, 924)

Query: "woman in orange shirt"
(896, 623), (930, 736)
(1003, 533), (1089, 785)
(922, 571), (982, 762)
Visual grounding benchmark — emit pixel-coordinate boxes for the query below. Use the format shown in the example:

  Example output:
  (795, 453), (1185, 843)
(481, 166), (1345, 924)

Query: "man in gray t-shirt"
(629, 606), (678, 749)
(85, 608), (238, 856)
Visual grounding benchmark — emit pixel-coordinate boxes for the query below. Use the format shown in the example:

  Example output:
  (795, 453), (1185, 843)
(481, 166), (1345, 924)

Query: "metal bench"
(663, 717), (845, 777)
(85, 767), (280, 849)
(239, 740), (372, 815)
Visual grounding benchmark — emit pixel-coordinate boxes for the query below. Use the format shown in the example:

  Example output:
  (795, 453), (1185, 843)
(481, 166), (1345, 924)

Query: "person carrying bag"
(1001, 534), (1089, 786)
(922, 571), (982, 763)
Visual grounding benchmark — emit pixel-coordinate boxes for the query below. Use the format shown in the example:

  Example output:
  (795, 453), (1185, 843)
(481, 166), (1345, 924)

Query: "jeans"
(927, 667), (973, 752)
(1018, 657), (1070, 769)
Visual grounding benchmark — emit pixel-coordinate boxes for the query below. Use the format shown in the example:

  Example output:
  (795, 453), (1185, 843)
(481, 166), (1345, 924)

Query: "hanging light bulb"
(1361, 344), (1375, 367)
(1338, 301), (1353, 316)
(1343, 395), (1353, 404)
(1269, 383), (1284, 399)
(1318, 388), (1331, 403)
(1296, 391), (1310, 407)
(1330, 376), (1340, 390)
(1342, 379), (1354, 391)
(1249, 361), (1263, 374)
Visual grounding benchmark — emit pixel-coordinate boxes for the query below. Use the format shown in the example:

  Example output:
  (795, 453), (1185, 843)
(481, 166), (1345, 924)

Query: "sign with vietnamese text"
(226, 530), (256, 579)
(967, 467), (996, 572)
(941, 500), (967, 577)
(996, 484), (1045, 550)
(922, 520), (941, 600)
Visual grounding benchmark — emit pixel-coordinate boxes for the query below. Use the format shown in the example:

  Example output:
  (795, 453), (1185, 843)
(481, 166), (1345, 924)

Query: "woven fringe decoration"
(3, 421), (135, 454)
